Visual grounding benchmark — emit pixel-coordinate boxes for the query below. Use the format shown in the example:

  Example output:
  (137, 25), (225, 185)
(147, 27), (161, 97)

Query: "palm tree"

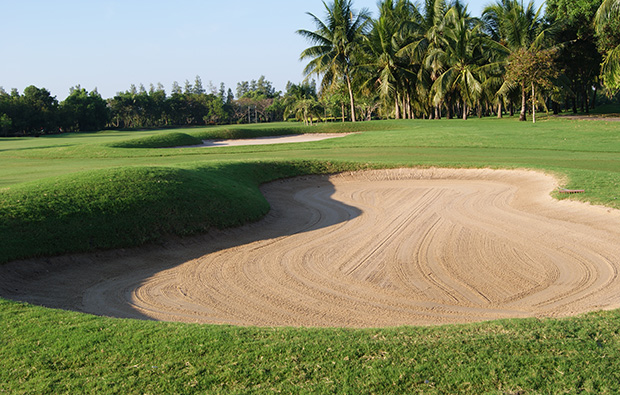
(363, 0), (424, 119)
(297, 0), (372, 122)
(482, 0), (550, 121)
(427, 2), (488, 120)
(595, 0), (620, 91)
(399, 0), (460, 119)
(283, 82), (322, 125)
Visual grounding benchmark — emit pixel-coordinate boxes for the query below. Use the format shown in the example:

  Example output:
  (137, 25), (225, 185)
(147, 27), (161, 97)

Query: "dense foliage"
(296, 0), (620, 122)
(0, 76), (285, 137)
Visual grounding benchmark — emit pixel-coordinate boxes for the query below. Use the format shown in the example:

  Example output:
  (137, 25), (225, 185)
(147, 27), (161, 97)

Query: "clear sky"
(1, 0), (542, 100)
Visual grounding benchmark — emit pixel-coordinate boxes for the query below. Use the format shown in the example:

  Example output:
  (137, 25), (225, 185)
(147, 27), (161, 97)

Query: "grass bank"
(1, 116), (620, 393)
(0, 160), (375, 263)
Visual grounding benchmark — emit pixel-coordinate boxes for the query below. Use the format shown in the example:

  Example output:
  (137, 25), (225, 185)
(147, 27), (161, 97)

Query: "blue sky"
(1, 0), (542, 100)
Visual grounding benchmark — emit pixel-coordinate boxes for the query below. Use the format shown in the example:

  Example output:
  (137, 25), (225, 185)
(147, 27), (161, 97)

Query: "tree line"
(2, 0), (619, 136)
(0, 75), (291, 137)
(297, 0), (620, 122)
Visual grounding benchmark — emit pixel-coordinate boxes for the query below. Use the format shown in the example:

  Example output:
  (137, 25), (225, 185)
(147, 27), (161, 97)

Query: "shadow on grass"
(0, 175), (362, 322)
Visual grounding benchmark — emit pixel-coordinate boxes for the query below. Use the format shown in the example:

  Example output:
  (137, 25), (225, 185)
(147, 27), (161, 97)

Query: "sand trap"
(559, 115), (620, 122)
(2, 168), (620, 328)
(181, 133), (350, 148)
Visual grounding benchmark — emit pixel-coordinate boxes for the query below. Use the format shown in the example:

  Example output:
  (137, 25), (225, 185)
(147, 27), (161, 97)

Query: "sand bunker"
(2, 168), (620, 328)
(182, 133), (349, 148)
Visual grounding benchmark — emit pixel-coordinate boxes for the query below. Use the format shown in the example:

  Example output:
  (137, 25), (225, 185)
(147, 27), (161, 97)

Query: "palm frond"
(601, 44), (620, 92)
(595, 0), (620, 34)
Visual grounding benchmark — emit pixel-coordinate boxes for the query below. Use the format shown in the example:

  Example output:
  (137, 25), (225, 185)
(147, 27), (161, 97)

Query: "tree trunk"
(403, 96), (408, 119)
(395, 94), (400, 119)
(435, 105), (441, 120)
(345, 73), (356, 122)
(406, 92), (412, 119)
(462, 100), (467, 120)
(531, 81), (536, 124)
(497, 101), (503, 118)
(519, 82), (527, 121)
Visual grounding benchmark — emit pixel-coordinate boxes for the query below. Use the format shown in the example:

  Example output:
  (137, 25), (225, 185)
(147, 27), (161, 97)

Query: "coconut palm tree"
(297, 0), (372, 122)
(283, 82), (322, 125)
(427, 2), (490, 119)
(595, 0), (620, 91)
(398, 0), (460, 119)
(482, 0), (551, 121)
(363, 0), (424, 119)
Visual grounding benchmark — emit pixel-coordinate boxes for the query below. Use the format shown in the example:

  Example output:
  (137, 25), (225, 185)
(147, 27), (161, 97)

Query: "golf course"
(2, 116), (620, 393)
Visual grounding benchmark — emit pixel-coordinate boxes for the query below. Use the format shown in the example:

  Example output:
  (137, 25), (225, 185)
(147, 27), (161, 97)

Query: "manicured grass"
(108, 132), (204, 148)
(0, 160), (372, 263)
(1, 116), (620, 393)
(2, 299), (620, 394)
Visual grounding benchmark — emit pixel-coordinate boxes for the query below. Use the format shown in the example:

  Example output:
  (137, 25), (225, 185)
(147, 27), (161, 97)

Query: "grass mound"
(109, 132), (202, 148)
(0, 160), (370, 263)
(0, 165), (268, 263)
(108, 132), (203, 148)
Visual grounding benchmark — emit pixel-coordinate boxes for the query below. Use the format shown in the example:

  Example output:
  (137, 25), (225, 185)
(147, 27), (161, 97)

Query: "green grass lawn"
(2, 116), (620, 393)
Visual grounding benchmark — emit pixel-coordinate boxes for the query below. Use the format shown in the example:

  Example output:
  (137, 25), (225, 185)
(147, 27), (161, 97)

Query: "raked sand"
(2, 168), (620, 327)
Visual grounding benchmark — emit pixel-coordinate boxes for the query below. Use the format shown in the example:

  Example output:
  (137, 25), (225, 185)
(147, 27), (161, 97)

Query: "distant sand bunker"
(182, 133), (350, 148)
(3, 168), (620, 328)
